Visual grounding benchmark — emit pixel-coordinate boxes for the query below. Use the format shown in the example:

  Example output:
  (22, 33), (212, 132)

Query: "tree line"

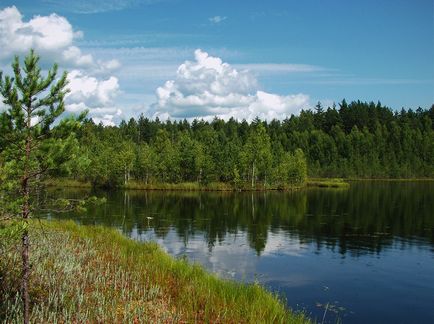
(66, 117), (308, 188)
(0, 51), (432, 321)
(63, 100), (433, 188)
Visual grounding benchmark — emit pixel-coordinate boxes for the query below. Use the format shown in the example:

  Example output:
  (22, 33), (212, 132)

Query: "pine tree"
(0, 50), (84, 323)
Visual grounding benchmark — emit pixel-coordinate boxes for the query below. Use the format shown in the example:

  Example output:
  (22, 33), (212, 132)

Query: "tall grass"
(122, 180), (303, 191)
(307, 178), (350, 188)
(45, 178), (307, 191)
(1, 221), (309, 323)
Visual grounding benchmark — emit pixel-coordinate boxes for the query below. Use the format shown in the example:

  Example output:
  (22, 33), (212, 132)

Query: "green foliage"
(135, 143), (157, 184)
(0, 49), (85, 211)
(153, 129), (180, 183)
(0, 50), (90, 321)
(0, 220), (24, 250)
(240, 122), (273, 187)
(54, 100), (433, 190)
(273, 149), (307, 189)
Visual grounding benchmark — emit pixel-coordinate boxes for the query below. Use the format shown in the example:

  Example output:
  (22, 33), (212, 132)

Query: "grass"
(1, 220), (309, 323)
(126, 180), (245, 191)
(45, 177), (351, 191)
(126, 181), (307, 192)
(45, 178), (305, 191)
(46, 177), (434, 191)
(307, 178), (350, 188)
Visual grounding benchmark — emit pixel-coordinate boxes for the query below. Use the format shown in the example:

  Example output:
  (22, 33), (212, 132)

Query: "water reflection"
(48, 181), (434, 257)
(45, 181), (434, 323)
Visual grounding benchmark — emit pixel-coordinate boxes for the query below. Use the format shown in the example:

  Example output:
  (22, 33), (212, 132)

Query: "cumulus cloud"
(65, 70), (121, 126)
(209, 16), (227, 24)
(0, 7), (74, 55)
(0, 6), (122, 125)
(66, 70), (119, 107)
(0, 6), (120, 74)
(150, 49), (310, 121)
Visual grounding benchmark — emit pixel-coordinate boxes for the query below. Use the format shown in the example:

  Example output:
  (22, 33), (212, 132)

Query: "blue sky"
(0, 0), (433, 124)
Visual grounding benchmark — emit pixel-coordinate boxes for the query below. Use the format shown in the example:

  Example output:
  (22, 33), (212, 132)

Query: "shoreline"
(43, 178), (352, 191)
(44, 177), (434, 192)
(1, 220), (309, 323)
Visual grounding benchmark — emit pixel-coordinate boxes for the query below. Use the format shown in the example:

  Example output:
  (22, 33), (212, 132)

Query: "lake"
(44, 181), (434, 323)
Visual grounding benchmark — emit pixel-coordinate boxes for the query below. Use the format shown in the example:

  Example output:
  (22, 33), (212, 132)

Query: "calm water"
(44, 181), (434, 323)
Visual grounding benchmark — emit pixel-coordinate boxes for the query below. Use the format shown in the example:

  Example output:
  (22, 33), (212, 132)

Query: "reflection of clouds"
(132, 227), (310, 283)
(262, 231), (308, 257)
(137, 228), (258, 280)
(205, 234), (257, 279)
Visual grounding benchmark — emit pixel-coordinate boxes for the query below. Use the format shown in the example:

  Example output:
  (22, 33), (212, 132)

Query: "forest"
(55, 100), (433, 188)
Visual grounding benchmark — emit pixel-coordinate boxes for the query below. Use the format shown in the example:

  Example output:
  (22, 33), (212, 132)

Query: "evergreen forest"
(41, 100), (434, 188)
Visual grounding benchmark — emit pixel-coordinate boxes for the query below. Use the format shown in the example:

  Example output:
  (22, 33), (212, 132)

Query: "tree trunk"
(21, 184), (30, 324)
(21, 115), (31, 324)
(251, 161), (255, 189)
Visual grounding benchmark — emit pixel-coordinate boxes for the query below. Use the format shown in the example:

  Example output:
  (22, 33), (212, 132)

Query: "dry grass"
(1, 220), (309, 323)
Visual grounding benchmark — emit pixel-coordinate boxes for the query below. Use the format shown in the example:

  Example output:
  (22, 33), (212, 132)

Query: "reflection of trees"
(301, 182), (434, 256)
(44, 182), (434, 256)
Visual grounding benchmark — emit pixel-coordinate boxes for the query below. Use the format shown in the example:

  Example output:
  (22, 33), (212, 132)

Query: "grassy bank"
(125, 180), (308, 191)
(44, 177), (353, 191)
(0, 220), (309, 323)
(307, 178), (350, 188)
(44, 178), (306, 191)
(124, 180), (234, 191)
(45, 177), (357, 191)
(45, 178), (434, 191)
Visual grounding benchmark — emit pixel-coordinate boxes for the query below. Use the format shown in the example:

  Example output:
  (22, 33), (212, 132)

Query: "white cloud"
(0, 6), (120, 74)
(61, 46), (94, 67)
(209, 16), (227, 24)
(150, 49), (310, 121)
(65, 70), (121, 125)
(0, 7), (74, 56)
(91, 112), (122, 127)
(66, 70), (119, 107)
(0, 6), (123, 126)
